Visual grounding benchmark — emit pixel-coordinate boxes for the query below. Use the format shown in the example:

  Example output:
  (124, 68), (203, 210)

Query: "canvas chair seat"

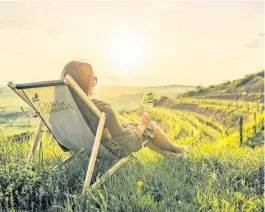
(15, 81), (112, 157)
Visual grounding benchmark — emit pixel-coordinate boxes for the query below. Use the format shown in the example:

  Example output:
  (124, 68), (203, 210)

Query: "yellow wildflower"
(137, 180), (143, 188)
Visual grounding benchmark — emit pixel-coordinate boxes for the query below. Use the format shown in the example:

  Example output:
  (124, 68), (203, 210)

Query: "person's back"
(61, 61), (144, 158)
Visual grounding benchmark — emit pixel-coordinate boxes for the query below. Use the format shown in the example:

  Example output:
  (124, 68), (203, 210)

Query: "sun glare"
(105, 34), (143, 76)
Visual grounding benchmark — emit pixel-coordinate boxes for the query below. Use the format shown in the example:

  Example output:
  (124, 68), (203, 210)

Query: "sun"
(105, 34), (143, 76)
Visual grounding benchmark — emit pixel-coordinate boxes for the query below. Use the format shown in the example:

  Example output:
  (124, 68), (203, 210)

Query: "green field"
(0, 73), (264, 211)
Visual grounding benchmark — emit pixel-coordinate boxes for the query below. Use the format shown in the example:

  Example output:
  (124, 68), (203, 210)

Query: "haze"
(0, 1), (263, 87)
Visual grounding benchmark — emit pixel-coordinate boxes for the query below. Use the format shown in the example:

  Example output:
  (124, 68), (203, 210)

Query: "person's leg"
(145, 141), (181, 158)
(138, 113), (191, 154)
(151, 121), (191, 154)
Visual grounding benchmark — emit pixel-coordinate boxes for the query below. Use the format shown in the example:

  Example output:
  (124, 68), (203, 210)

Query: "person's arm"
(104, 112), (150, 139)
(92, 99), (143, 153)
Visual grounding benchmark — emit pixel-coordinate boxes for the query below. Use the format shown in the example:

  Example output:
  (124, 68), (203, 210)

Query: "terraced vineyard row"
(172, 97), (264, 113)
(122, 107), (224, 146)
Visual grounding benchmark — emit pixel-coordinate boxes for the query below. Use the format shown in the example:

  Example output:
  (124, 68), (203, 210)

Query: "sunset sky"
(0, 1), (264, 87)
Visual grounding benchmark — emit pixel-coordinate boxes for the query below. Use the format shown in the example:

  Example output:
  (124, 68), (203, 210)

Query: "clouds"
(243, 40), (261, 48)
(257, 32), (265, 37)
(243, 33), (264, 48)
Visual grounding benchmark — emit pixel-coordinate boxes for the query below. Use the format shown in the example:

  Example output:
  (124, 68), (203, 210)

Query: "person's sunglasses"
(93, 76), (98, 85)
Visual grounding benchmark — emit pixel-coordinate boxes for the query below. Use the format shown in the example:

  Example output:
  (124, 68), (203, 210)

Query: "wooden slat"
(90, 140), (148, 190)
(90, 156), (129, 190)
(28, 119), (43, 162)
(7, 81), (34, 108)
(53, 148), (86, 170)
(82, 112), (106, 194)
(64, 75), (101, 118)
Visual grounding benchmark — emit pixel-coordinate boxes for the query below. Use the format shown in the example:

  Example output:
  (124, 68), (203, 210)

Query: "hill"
(177, 70), (264, 102)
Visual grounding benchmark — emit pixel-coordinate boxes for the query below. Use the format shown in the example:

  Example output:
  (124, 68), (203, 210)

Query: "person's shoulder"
(91, 99), (113, 109)
(91, 98), (110, 105)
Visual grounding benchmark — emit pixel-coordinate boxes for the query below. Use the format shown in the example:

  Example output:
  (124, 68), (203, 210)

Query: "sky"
(0, 1), (264, 87)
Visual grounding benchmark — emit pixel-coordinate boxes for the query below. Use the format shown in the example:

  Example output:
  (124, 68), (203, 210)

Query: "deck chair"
(7, 75), (145, 194)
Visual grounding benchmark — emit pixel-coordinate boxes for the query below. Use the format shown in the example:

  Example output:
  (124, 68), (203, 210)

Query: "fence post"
(253, 112), (257, 134)
(239, 116), (243, 146)
(257, 101), (260, 113)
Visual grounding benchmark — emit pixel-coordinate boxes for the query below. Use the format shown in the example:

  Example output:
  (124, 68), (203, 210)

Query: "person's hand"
(140, 112), (151, 126)
(103, 128), (112, 140)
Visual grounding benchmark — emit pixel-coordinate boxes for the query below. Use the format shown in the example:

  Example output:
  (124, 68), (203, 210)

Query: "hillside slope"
(177, 71), (264, 102)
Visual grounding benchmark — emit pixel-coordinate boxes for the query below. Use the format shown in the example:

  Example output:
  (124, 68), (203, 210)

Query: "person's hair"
(61, 61), (94, 96)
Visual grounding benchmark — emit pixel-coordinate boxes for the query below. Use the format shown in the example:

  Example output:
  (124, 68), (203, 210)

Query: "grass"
(0, 134), (263, 211)
(0, 96), (264, 211)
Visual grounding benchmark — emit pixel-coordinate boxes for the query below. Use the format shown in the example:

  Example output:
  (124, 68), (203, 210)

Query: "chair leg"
(52, 148), (86, 170)
(38, 140), (44, 167)
(28, 119), (43, 163)
(90, 141), (148, 191)
(82, 112), (106, 194)
(90, 156), (130, 191)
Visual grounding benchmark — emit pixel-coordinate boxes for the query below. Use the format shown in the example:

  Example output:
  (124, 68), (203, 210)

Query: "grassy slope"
(0, 106), (263, 211)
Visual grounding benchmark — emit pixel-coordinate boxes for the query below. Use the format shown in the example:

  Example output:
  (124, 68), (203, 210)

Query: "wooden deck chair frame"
(7, 75), (146, 194)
